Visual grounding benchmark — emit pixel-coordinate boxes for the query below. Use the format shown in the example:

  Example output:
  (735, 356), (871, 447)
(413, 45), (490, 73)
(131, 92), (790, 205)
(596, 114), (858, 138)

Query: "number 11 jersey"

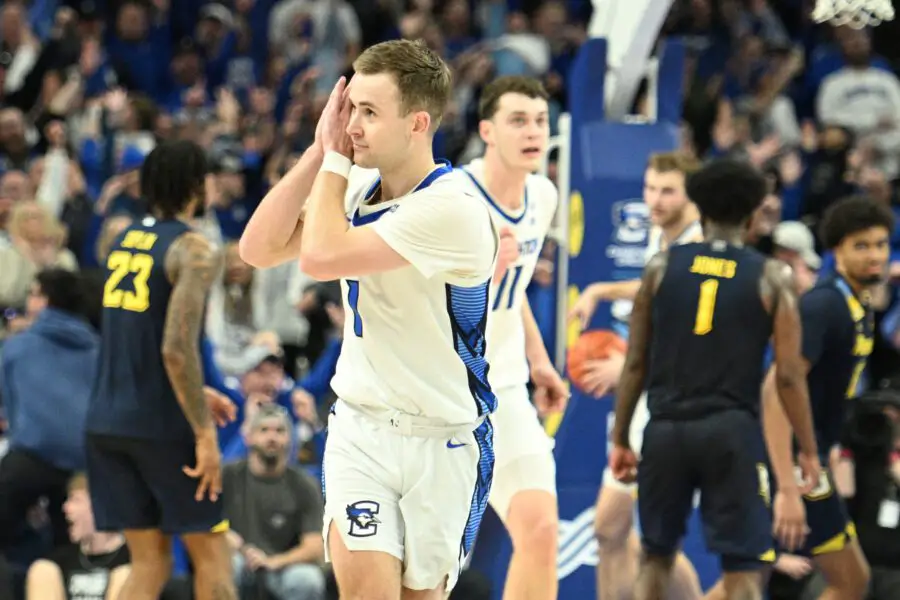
(459, 159), (558, 391)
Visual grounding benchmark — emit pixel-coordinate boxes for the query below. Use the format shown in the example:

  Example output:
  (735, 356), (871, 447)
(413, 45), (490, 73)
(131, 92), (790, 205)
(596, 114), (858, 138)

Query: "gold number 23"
(693, 279), (719, 336)
(103, 251), (153, 312)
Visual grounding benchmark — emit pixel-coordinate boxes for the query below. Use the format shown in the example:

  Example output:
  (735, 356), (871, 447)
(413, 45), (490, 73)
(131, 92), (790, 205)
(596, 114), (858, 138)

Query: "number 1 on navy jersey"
(693, 279), (719, 335)
(347, 280), (364, 337)
(493, 265), (524, 311)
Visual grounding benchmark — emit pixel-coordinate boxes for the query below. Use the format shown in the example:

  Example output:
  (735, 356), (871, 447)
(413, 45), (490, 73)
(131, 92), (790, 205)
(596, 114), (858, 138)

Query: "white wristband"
(320, 151), (352, 179)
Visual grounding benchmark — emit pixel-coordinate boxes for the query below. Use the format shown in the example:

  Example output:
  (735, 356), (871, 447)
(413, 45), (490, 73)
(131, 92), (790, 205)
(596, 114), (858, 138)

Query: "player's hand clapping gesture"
(319, 77), (354, 159)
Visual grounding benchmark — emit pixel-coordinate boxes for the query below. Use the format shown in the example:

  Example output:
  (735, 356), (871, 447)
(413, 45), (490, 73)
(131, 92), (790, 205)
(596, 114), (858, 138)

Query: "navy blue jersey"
(647, 242), (772, 420)
(801, 274), (874, 457)
(86, 217), (196, 441)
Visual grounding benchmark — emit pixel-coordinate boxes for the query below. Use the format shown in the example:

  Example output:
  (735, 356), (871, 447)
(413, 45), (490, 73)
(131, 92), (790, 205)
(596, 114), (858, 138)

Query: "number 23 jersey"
(87, 217), (197, 441)
(459, 159), (558, 390)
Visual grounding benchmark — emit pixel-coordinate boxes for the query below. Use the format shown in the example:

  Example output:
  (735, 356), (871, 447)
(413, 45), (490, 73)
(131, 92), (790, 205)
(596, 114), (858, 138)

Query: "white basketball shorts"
(602, 392), (650, 494)
(488, 384), (557, 520)
(322, 401), (494, 592)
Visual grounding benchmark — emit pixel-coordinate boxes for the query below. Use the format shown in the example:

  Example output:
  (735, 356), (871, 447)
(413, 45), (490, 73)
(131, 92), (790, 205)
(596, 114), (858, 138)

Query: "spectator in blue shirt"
(0, 268), (98, 551)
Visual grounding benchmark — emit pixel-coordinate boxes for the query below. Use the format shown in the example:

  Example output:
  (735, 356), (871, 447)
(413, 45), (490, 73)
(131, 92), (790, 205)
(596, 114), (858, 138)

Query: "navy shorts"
(790, 468), (855, 557)
(638, 410), (775, 572)
(85, 434), (224, 535)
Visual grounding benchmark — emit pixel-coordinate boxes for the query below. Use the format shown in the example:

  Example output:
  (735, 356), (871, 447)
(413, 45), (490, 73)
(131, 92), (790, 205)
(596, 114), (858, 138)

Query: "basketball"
(567, 329), (628, 393)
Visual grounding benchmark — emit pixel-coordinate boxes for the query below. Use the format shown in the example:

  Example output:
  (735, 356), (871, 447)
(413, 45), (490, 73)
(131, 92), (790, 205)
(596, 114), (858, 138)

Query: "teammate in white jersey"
(460, 76), (569, 600)
(568, 152), (704, 600)
(239, 40), (499, 600)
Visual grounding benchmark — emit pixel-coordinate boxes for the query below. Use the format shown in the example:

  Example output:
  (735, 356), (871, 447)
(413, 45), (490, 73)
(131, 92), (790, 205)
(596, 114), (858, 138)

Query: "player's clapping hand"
(203, 386), (237, 427)
(531, 362), (569, 416)
(183, 431), (223, 502)
(609, 445), (638, 484)
(318, 77), (354, 158)
(493, 227), (520, 283)
(772, 490), (809, 551)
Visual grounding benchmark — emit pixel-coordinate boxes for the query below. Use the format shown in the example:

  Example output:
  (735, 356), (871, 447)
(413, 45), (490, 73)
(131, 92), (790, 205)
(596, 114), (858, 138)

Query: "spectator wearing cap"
(222, 403), (326, 600)
(89, 143), (146, 230)
(0, 268), (98, 551)
(208, 138), (252, 240)
(773, 220), (821, 294)
(196, 3), (241, 91)
(221, 353), (296, 463)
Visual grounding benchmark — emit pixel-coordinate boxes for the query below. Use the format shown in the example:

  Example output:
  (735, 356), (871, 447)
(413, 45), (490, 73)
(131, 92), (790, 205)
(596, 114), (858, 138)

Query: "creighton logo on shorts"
(346, 500), (381, 537)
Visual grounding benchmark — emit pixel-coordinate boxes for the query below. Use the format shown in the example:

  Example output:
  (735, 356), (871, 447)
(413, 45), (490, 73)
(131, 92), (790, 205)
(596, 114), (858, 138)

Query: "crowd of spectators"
(0, 0), (899, 598)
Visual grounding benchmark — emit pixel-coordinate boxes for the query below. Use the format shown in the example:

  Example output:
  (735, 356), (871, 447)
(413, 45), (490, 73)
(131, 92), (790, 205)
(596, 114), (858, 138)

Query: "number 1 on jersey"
(693, 279), (719, 336)
(347, 280), (364, 337)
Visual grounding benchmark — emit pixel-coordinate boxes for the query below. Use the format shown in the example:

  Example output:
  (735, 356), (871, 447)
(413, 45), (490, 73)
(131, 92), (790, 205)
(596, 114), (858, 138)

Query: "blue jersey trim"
(458, 168), (528, 225)
(351, 160), (453, 226)
(459, 417), (495, 559)
(444, 281), (497, 417)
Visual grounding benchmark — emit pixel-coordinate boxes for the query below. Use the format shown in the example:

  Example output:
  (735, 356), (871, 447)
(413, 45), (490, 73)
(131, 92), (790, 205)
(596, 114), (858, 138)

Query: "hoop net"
(812, 0), (895, 28)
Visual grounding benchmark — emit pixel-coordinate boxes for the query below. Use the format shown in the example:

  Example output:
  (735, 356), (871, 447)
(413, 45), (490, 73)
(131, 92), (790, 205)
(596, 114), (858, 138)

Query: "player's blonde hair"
(352, 39), (452, 132)
(647, 151), (701, 177)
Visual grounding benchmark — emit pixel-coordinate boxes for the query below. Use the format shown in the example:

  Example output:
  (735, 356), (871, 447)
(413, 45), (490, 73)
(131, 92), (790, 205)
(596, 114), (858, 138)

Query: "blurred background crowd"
(0, 0), (899, 598)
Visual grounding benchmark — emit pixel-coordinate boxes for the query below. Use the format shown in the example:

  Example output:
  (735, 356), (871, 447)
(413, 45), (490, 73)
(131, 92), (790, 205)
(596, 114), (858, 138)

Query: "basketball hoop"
(812, 0), (895, 29)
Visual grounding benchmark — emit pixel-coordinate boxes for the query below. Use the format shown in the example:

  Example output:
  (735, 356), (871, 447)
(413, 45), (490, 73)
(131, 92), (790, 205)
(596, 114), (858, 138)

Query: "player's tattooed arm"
(163, 232), (224, 436)
(611, 251), (667, 447)
(763, 259), (818, 486)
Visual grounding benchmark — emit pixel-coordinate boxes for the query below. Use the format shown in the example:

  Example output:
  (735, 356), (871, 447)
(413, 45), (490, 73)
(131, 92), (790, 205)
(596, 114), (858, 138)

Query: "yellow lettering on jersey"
(853, 334), (873, 357)
(121, 231), (158, 251)
(847, 335), (873, 399)
(845, 295), (865, 322)
(102, 250), (154, 312)
(689, 256), (737, 279)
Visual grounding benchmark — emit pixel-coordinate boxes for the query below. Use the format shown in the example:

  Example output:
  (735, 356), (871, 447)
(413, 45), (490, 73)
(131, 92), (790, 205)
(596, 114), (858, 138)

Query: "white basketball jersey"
(610, 220), (703, 323)
(329, 164), (500, 426)
(460, 159), (558, 390)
